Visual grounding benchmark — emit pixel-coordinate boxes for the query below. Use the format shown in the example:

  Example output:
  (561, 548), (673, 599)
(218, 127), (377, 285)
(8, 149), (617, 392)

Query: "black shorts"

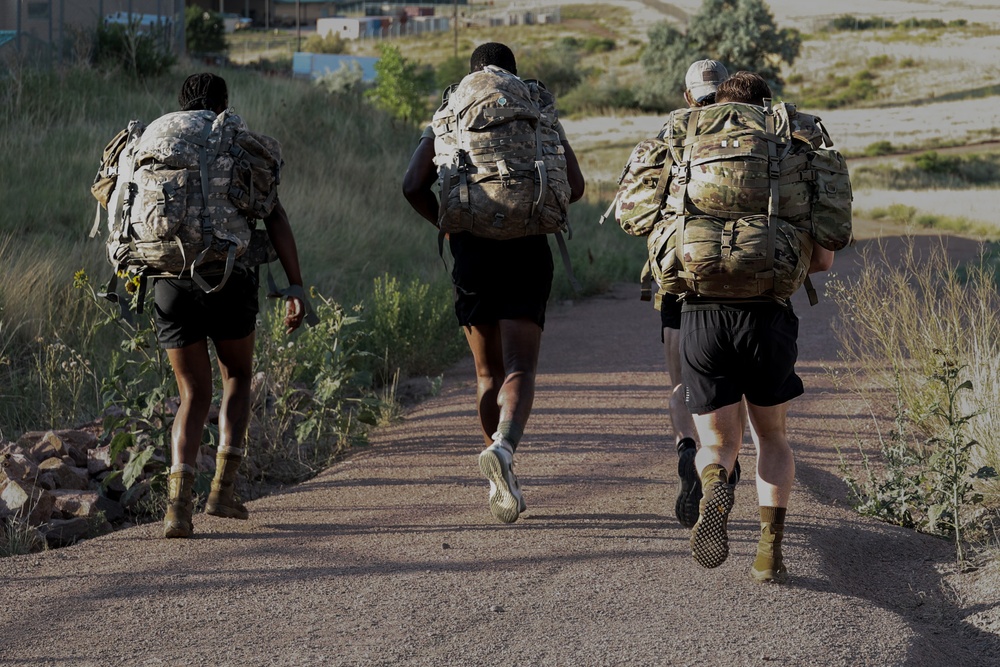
(449, 232), (553, 329)
(679, 302), (803, 414)
(153, 268), (260, 349)
(659, 292), (682, 340)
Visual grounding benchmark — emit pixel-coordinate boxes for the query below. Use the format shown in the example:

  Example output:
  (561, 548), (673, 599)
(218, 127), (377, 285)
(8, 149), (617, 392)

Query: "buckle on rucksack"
(671, 163), (689, 185)
(497, 159), (512, 186)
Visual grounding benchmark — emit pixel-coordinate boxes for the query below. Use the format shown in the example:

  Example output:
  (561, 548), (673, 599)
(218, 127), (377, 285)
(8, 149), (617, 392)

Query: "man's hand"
(285, 296), (305, 334)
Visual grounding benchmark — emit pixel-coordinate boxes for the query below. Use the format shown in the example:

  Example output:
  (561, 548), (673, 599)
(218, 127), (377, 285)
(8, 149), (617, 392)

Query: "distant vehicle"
(221, 13), (253, 32)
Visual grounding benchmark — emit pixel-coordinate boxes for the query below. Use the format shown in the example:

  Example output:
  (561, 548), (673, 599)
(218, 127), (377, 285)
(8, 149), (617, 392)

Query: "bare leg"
(746, 401), (794, 508)
(746, 401), (794, 583)
(214, 333), (256, 453)
(691, 403), (744, 477)
(475, 318), (541, 524)
(495, 318), (543, 432)
(163, 342), (213, 538)
(663, 328), (696, 445)
(204, 333), (256, 520)
(463, 324), (504, 446)
(167, 342), (214, 468)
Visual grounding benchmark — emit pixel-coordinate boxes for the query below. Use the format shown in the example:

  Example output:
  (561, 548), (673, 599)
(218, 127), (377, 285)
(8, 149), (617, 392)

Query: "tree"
(435, 55), (468, 93)
(638, 22), (695, 109)
(639, 0), (801, 110)
(185, 6), (227, 55)
(365, 44), (433, 123)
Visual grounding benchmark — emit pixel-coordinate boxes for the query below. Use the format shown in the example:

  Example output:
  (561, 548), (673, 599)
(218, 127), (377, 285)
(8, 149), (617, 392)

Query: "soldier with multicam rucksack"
(611, 71), (850, 584)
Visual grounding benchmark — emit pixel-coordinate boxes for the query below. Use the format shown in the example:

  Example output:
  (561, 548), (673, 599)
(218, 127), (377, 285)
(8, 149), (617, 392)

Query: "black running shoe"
(674, 438), (701, 529)
(730, 458), (742, 485)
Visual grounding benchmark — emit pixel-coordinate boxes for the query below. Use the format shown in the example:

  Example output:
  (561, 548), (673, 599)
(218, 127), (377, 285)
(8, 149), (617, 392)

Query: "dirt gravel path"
(2, 235), (998, 667)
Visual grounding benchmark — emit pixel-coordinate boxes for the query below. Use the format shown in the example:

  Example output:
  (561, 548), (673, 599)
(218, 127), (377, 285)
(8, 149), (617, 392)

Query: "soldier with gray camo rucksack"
(92, 73), (315, 540)
(403, 43), (586, 527)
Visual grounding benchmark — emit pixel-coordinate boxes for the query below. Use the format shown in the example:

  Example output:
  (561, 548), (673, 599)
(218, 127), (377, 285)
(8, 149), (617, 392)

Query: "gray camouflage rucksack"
(91, 109), (281, 300)
(431, 65), (580, 289)
(432, 65), (571, 238)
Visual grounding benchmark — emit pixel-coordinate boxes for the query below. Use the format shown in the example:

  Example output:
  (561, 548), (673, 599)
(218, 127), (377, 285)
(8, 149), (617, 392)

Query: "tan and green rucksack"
(606, 100), (852, 303)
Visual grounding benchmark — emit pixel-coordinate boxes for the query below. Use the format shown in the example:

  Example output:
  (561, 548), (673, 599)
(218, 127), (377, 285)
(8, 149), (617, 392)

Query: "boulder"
(0, 451), (37, 483)
(51, 430), (99, 467)
(51, 490), (101, 518)
(24, 431), (68, 464)
(121, 480), (152, 513)
(94, 495), (125, 523)
(0, 480), (55, 526)
(35, 472), (58, 491)
(41, 517), (91, 546)
(15, 430), (49, 451)
(87, 446), (120, 476)
(37, 458), (90, 491)
(97, 470), (126, 497)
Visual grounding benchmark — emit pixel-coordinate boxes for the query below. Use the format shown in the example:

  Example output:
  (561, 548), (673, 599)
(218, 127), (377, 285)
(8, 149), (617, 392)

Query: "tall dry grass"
(829, 238), (1000, 500)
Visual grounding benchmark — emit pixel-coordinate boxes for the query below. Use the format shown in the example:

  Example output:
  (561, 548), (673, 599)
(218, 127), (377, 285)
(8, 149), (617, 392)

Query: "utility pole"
(296, 0), (301, 52)
(452, 0), (457, 58)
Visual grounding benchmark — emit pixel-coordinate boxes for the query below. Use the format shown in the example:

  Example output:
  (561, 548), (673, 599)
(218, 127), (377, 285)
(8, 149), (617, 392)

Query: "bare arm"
(809, 244), (834, 274)
(263, 198), (306, 333)
(402, 137), (440, 226)
(563, 140), (586, 203)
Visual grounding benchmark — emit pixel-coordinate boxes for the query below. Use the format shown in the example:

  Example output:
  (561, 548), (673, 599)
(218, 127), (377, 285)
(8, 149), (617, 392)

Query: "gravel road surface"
(1, 235), (997, 667)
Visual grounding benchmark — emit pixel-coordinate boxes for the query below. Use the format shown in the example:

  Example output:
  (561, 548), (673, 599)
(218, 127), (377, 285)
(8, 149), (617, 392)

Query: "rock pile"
(0, 429), (214, 553)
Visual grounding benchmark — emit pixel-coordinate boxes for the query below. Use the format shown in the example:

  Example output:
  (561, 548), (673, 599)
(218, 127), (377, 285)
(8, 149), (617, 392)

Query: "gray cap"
(685, 59), (729, 103)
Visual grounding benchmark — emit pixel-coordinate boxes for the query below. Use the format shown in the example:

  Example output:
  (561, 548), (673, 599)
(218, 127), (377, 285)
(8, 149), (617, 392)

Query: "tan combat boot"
(750, 506), (788, 583)
(163, 466), (196, 538)
(205, 446), (249, 520)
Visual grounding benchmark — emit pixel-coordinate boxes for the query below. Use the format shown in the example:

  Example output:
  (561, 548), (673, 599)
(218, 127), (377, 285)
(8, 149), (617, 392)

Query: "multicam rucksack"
(608, 101), (852, 303)
(431, 65), (571, 239)
(90, 109), (281, 298)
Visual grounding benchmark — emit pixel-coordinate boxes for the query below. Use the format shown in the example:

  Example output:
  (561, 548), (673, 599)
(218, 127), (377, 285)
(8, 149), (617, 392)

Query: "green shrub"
(434, 55), (467, 92)
(93, 21), (175, 77)
(314, 61), (365, 95)
(363, 275), (466, 384)
(184, 6), (227, 55)
(582, 37), (615, 54)
(558, 74), (638, 115)
(852, 152), (1000, 189)
(365, 43), (433, 122)
(302, 32), (347, 54)
(866, 54), (891, 68)
(864, 140), (895, 156)
(518, 41), (583, 96)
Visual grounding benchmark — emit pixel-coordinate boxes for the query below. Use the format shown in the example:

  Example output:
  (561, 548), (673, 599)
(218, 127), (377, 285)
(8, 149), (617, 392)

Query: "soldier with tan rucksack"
(610, 71), (852, 583)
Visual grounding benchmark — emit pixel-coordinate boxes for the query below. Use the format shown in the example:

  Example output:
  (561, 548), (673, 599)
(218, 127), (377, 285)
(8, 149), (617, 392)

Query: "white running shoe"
(478, 438), (524, 524)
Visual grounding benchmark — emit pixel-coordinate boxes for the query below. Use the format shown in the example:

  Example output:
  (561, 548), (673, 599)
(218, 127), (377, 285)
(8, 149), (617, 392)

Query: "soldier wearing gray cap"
(683, 59), (730, 107)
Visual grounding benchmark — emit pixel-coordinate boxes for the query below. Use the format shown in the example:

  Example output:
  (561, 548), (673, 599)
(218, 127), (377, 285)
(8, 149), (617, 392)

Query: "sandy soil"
(1, 234), (997, 666)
